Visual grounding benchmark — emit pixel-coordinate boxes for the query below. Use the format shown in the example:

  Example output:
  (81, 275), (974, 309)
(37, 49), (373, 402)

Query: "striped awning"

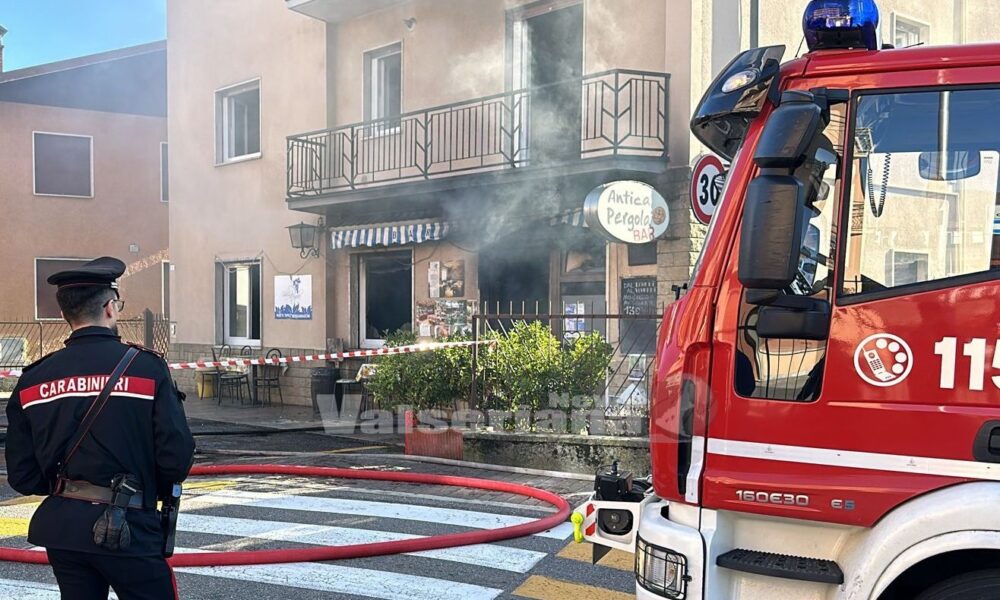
(331, 221), (450, 249)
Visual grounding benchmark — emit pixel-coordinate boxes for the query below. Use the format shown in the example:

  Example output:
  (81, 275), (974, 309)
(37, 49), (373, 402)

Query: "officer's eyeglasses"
(104, 298), (126, 312)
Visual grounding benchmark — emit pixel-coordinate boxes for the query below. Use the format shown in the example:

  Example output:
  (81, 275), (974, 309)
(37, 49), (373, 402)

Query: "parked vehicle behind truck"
(573, 1), (1000, 598)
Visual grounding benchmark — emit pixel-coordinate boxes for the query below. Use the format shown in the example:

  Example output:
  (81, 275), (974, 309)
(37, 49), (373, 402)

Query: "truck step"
(716, 549), (844, 584)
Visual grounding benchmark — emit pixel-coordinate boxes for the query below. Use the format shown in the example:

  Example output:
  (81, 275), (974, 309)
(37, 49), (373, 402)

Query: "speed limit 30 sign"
(690, 154), (726, 225)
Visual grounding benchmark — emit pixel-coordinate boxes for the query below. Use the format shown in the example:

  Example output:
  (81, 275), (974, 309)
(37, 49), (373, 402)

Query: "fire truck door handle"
(972, 421), (1000, 463)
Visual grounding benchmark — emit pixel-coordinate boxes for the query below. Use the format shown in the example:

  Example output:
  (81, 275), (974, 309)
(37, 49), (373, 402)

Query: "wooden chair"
(218, 345), (252, 405)
(210, 345), (226, 405)
(254, 348), (284, 406)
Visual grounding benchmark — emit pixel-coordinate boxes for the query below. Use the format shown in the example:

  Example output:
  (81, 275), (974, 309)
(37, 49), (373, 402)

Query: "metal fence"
(287, 69), (670, 197)
(0, 310), (171, 368)
(470, 302), (661, 427)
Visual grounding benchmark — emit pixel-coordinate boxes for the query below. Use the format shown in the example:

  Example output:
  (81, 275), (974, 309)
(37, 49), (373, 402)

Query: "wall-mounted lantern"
(287, 218), (324, 258)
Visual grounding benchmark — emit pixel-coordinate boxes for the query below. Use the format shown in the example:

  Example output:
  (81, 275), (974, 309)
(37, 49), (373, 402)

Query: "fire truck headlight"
(721, 68), (759, 93)
(636, 536), (688, 599)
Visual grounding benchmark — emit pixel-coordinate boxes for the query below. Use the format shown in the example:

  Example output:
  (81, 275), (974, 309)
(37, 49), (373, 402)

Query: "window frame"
(836, 85), (1000, 306)
(358, 249), (413, 349)
(214, 78), (262, 166)
(32, 131), (94, 199)
(34, 257), (91, 320)
(363, 42), (403, 134)
(159, 141), (169, 202)
(222, 261), (262, 347)
(505, 0), (586, 92)
(890, 12), (930, 49)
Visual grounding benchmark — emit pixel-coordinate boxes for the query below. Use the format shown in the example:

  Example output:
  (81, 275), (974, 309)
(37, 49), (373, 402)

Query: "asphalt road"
(0, 425), (638, 599)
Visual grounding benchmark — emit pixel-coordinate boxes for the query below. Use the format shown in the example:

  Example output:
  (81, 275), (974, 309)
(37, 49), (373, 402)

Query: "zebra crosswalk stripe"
(0, 481), (576, 598)
(0, 578), (118, 600)
(177, 562), (503, 600)
(178, 513), (547, 572)
(185, 489), (572, 539)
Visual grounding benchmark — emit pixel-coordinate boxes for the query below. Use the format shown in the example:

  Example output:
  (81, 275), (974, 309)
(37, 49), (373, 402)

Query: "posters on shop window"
(416, 299), (475, 340)
(429, 260), (466, 298)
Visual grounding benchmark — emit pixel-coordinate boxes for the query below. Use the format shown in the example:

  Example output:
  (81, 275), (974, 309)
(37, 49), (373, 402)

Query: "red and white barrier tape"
(0, 340), (493, 379)
(168, 339), (492, 370)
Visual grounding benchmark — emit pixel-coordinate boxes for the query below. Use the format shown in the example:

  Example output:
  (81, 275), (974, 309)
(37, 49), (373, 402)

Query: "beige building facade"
(0, 43), (169, 323)
(167, 0), (1000, 406)
(166, 0), (328, 403)
(168, 0), (703, 406)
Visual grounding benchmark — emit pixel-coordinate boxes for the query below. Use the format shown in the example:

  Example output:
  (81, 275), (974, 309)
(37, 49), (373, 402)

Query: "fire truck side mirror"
(753, 91), (826, 170)
(738, 174), (807, 290)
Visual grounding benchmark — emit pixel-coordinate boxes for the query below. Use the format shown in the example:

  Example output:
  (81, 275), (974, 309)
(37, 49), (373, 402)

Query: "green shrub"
(561, 332), (614, 406)
(365, 322), (614, 425)
(479, 321), (563, 413)
(367, 330), (472, 410)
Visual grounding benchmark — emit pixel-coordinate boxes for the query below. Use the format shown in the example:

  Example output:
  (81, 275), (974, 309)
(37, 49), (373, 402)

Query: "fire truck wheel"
(915, 569), (1000, 600)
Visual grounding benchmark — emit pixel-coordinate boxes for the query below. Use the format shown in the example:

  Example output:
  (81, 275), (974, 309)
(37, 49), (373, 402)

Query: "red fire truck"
(573, 1), (1000, 599)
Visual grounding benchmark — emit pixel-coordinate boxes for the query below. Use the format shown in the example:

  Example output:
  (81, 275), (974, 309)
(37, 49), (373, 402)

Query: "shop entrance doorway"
(478, 235), (550, 314)
(359, 250), (412, 348)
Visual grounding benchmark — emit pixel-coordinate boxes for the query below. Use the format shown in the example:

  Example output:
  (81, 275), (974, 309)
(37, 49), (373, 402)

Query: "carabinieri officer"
(4, 257), (195, 600)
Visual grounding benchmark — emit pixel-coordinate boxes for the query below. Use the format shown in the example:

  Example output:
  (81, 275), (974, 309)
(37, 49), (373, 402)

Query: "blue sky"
(0, 0), (165, 71)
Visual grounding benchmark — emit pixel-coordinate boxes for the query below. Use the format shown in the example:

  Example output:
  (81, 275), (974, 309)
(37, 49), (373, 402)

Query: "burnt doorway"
(479, 232), (551, 314)
(359, 250), (413, 348)
(525, 3), (583, 164)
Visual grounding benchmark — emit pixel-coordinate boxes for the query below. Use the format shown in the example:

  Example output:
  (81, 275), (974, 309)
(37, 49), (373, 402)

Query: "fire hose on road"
(0, 463), (571, 567)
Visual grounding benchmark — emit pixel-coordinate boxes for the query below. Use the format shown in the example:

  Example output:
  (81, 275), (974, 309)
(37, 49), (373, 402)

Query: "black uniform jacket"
(4, 326), (195, 556)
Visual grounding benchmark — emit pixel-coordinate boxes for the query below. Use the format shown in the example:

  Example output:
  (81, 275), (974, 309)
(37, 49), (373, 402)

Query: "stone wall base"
(463, 431), (650, 475)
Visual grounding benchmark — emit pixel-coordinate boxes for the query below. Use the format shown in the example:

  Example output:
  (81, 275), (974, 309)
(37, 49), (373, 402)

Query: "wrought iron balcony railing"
(287, 69), (669, 198)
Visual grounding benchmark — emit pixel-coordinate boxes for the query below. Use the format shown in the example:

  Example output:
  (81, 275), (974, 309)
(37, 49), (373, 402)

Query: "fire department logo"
(853, 333), (913, 387)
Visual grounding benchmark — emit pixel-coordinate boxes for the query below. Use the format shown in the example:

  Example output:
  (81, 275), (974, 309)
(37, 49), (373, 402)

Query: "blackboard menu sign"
(620, 277), (658, 354)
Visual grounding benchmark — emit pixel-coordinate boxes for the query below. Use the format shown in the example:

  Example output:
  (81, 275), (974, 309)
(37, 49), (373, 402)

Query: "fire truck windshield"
(842, 89), (1000, 297)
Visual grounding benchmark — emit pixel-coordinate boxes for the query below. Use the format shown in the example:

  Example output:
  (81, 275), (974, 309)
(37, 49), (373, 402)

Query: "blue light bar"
(803, 0), (880, 52)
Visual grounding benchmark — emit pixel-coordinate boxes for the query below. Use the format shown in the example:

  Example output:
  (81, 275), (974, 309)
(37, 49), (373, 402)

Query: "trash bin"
(310, 366), (338, 417)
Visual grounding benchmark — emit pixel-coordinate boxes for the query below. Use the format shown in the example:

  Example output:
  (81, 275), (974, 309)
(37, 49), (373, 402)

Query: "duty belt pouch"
(54, 347), (141, 552)
(93, 474), (139, 551)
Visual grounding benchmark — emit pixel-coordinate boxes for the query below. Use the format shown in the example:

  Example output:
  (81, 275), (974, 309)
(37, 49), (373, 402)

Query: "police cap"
(46, 257), (126, 290)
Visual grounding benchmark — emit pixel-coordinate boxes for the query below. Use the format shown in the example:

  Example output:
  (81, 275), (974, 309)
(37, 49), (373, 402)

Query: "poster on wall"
(416, 300), (437, 338)
(563, 302), (587, 339)
(274, 274), (313, 320)
(440, 260), (465, 298)
(428, 261), (441, 299)
(415, 299), (475, 340)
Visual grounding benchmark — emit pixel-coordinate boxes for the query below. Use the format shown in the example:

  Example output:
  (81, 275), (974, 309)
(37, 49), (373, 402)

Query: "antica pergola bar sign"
(583, 180), (670, 244)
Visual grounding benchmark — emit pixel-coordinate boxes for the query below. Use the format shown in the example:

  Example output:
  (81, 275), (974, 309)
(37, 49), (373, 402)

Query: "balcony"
(286, 69), (670, 204)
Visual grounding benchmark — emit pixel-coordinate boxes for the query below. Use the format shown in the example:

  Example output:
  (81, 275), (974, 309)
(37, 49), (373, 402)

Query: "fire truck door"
(704, 81), (1000, 527)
